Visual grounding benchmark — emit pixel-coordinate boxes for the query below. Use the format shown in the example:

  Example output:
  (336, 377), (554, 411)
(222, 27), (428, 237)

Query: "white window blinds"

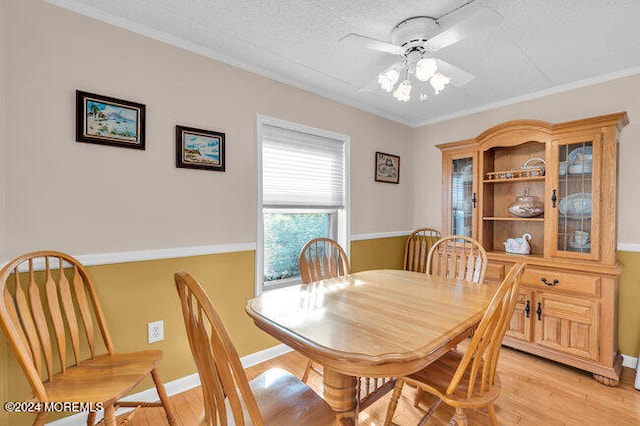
(262, 124), (346, 209)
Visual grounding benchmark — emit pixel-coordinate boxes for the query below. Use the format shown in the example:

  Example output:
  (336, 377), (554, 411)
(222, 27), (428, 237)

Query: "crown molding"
(413, 65), (640, 128)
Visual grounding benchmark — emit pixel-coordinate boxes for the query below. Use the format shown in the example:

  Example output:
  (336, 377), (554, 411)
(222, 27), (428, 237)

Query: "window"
(256, 115), (349, 293)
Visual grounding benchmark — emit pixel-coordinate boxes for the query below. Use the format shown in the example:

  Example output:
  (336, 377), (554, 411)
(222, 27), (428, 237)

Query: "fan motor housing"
(391, 17), (439, 51)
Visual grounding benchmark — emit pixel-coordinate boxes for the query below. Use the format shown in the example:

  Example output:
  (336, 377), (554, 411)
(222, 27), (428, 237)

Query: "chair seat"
(42, 351), (164, 404)
(404, 350), (501, 406)
(249, 368), (335, 425)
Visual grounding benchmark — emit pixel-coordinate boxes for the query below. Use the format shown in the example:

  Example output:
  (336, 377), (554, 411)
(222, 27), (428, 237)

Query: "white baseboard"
(239, 342), (293, 369)
(622, 353), (638, 369)
(46, 344), (292, 425)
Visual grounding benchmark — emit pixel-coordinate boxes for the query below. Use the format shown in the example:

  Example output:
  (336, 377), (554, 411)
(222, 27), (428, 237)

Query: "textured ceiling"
(47, 0), (640, 126)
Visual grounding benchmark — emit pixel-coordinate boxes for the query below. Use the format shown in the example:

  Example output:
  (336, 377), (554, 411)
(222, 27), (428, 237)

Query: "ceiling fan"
(340, 4), (502, 102)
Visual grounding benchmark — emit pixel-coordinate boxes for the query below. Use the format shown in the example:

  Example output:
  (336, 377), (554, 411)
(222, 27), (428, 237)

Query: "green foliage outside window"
(264, 213), (330, 282)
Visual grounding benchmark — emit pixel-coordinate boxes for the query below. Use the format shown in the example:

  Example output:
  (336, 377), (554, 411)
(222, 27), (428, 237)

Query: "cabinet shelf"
(487, 250), (544, 260)
(483, 176), (546, 184)
(483, 217), (544, 222)
(560, 172), (592, 179)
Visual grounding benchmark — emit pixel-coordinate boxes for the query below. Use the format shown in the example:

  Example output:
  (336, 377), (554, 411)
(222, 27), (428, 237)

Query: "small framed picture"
(176, 125), (225, 171)
(76, 90), (145, 149)
(375, 151), (400, 184)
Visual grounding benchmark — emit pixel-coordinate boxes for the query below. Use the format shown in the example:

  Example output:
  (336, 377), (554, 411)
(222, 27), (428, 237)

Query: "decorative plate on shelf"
(567, 146), (593, 162)
(558, 192), (592, 218)
(568, 163), (593, 174)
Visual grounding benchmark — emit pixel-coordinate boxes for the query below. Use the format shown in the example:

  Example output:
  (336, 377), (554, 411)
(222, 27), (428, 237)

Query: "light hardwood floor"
(123, 347), (640, 425)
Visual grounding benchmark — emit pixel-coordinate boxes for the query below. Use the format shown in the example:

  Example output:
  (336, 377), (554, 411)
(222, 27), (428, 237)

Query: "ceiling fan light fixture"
(429, 71), (451, 94)
(393, 79), (412, 102)
(415, 57), (437, 82)
(378, 68), (400, 92)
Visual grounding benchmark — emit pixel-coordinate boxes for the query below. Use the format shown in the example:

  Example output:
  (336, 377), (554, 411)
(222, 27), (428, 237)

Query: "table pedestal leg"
(323, 368), (358, 426)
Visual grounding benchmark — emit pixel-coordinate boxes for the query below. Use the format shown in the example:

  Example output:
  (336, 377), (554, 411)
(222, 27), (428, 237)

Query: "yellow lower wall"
(617, 251), (640, 356)
(1, 240), (639, 426)
(350, 236), (407, 272)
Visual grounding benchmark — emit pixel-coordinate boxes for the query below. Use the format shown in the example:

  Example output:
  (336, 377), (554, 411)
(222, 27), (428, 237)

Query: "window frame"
(255, 114), (350, 295)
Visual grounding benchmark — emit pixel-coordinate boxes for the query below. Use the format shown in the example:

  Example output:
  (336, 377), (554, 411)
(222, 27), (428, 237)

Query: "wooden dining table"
(245, 269), (497, 425)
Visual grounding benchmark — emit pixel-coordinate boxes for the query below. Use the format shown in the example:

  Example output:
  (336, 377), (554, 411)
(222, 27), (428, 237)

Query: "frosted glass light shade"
(415, 57), (437, 81)
(377, 68), (400, 92)
(393, 80), (412, 102)
(429, 72), (451, 95)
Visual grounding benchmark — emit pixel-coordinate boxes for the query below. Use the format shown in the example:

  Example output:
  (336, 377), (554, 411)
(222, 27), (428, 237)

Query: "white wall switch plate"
(148, 320), (164, 344)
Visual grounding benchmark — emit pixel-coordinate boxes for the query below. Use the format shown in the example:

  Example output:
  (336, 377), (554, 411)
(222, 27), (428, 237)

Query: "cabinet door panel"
(506, 289), (532, 341)
(547, 134), (602, 261)
(443, 151), (478, 239)
(534, 292), (599, 360)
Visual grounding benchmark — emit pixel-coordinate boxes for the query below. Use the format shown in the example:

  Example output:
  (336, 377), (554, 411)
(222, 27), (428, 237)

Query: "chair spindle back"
(404, 228), (441, 273)
(427, 236), (488, 283)
(299, 238), (350, 284)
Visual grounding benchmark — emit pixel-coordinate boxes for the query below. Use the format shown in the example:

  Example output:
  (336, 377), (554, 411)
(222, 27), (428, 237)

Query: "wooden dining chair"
(174, 271), (336, 426)
(404, 228), (441, 273)
(410, 235), (489, 406)
(426, 235), (488, 284)
(383, 263), (526, 426)
(0, 251), (176, 426)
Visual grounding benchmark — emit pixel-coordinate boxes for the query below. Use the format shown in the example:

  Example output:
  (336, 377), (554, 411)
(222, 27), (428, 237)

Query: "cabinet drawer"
(486, 263), (506, 283)
(522, 268), (600, 296)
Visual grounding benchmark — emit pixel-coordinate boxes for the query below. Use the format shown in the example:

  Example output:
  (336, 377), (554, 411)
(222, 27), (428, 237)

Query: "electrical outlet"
(148, 320), (164, 344)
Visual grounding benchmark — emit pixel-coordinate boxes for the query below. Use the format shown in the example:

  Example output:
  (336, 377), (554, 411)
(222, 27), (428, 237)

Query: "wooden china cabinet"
(438, 112), (628, 385)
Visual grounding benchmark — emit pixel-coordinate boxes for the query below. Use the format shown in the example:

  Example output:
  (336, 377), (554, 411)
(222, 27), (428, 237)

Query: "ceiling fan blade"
(425, 8), (502, 51)
(340, 33), (405, 55)
(435, 58), (475, 87)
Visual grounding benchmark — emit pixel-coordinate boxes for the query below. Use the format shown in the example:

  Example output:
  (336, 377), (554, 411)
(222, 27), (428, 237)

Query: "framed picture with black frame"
(375, 151), (400, 184)
(176, 125), (225, 171)
(76, 90), (145, 149)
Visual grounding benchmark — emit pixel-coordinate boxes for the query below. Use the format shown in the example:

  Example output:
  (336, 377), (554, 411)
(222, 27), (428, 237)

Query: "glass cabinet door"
(550, 135), (601, 260)
(450, 156), (476, 238)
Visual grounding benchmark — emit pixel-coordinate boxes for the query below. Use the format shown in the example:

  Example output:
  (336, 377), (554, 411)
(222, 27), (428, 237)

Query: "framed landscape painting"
(176, 125), (225, 171)
(375, 151), (400, 184)
(76, 90), (145, 149)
